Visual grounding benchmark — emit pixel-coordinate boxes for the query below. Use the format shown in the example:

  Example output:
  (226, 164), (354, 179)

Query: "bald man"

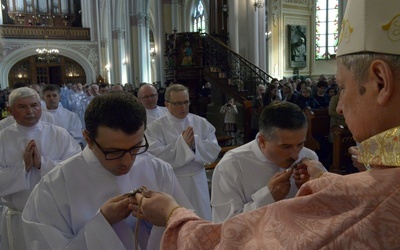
(137, 84), (167, 125)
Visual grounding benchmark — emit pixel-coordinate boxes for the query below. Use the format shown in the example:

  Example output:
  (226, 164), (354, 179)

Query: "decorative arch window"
(193, 0), (205, 32)
(315, 0), (339, 60)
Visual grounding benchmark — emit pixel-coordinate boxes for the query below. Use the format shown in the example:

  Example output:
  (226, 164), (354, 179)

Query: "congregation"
(0, 67), (346, 250)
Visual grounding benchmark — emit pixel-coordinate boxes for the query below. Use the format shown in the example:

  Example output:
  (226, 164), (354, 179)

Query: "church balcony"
(0, 25), (90, 40)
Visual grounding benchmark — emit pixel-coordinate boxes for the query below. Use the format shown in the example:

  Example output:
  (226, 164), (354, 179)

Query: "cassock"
(0, 121), (81, 250)
(145, 106), (168, 125)
(211, 138), (318, 222)
(146, 112), (221, 220)
(22, 148), (193, 250)
(44, 105), (84, 144)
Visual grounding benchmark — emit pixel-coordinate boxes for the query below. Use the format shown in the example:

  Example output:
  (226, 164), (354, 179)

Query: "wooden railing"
(0, 25), (90, 40)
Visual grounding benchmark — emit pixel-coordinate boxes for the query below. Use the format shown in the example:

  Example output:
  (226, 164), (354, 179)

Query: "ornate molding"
(59, 44), (99, 74)
(269, 0), (281, 27)
(112, 28), (125, 38)
(274, 64), (279, 77)
(100, 38), (108, 48)
(283, 0), (309, 4)
(131, 12), (149, 27)
(285, 17), (308, 26)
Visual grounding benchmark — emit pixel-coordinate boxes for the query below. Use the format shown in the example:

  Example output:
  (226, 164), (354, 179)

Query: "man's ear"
(370, 60), (394, 105)
(82, 130), (93, 149)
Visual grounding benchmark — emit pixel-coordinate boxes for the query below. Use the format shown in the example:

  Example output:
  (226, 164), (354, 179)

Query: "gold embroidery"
(382, 13), (400, 42)
(358, 127), (400, 167)
(338, 19), (353, 45)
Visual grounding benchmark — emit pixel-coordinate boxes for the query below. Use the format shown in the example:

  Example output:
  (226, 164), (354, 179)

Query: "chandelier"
(36, 36), (59, 62)
(253, 0), (265, 11)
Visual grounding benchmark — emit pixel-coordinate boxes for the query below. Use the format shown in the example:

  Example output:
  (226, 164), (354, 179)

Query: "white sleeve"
(22, 180), (126, 250)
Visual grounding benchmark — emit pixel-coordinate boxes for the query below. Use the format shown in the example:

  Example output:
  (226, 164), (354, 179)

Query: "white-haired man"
(0, 87), (81, 250)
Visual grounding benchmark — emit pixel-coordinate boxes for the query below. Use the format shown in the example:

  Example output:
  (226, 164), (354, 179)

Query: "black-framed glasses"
(92, 135), (149, 160)
(140, 94), (158, 100)
(166, 100), (191, 107)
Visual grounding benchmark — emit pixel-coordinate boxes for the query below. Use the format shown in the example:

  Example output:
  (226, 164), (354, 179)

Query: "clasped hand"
(24, 139), (41, 172)
(182, 126), (195, 149)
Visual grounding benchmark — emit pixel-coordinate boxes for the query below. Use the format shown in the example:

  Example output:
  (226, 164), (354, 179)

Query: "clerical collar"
(358, 126), (400, 167)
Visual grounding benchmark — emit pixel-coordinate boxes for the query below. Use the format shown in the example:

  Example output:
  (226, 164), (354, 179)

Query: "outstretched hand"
(130, 190), (179, 227)
(100, 195), (132, 225)
(301, 158), (328, 180)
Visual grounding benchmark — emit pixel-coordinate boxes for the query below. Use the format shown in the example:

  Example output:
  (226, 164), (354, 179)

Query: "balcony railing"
(0, 25), (90, 40)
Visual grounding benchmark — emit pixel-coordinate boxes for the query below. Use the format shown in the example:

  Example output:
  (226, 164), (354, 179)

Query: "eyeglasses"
(140, 94), (158, 100)
(92, 135), (149, 160)
(166, 100), (191, 107)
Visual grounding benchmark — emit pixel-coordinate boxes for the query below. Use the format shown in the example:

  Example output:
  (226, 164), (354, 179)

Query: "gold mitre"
(336, 0), (400, 57)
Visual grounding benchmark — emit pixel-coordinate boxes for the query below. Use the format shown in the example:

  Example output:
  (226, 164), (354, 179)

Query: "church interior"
(0, 0), (361, 247)
(0, 0), (354, 173)
(0, 0), (356, 169)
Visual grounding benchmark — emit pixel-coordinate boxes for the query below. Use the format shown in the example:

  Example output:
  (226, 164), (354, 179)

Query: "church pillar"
(227, 0), (239, 53)
(247, 0), (259, 65)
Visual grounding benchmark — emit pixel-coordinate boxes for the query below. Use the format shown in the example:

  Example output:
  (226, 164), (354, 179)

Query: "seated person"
(314, 80), (330, 108)
(295, 86), (320, 110)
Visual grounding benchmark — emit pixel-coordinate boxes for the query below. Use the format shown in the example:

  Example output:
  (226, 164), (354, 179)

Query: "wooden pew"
(304, 107), (330, 151)
(204, 145), (239, 170)
(330, 125), (355, 174)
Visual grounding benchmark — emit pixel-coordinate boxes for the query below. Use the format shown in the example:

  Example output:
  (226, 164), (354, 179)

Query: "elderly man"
(145, 84), (220, 220)
(0, 87), (81, 250)
(89, 83), (100, 97)
(0, 85), (55, 131)
(211, 102), (318, 222)
(22, 92), (192, 250)
(137, 84), (167, 125)
(42, 84), (84, 146)
(130, 1), (400, 248)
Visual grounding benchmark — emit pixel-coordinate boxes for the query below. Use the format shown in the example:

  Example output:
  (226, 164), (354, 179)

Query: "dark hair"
(316, 80), (328, 88)
(42, 84), (61, 93)
(99, 83), (109, 88)
(85, 92), (146, 139)
(259, 102), (307, 140)
(326, 86), (338, 95)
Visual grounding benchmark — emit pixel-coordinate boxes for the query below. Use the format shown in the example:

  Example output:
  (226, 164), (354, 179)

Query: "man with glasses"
(22, 92), (192, 249)
(137, 84), (167, 125)
(145, 84), (221, 220)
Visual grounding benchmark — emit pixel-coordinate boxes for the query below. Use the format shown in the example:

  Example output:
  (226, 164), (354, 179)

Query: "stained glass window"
(316, 0), (339, 60)
(193, 1), (205, 32)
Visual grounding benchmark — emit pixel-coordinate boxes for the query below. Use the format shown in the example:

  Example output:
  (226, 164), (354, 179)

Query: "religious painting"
(289, 25), (307, 68)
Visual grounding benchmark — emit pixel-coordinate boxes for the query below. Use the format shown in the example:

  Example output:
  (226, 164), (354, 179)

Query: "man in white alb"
(42, 84), (84, 146)
(211, 102), (318, 222)
(137, 84), (167, 125)
(145, 84), (221, 220)
(22, 92), (192, 250)
(0, 87), (81, 250)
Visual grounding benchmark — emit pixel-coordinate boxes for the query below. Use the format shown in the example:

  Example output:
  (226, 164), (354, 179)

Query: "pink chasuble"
(162, 168), (400, 249)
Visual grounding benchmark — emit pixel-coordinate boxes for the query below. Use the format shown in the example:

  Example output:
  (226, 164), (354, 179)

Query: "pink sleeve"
(161, 209), (222, 249)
